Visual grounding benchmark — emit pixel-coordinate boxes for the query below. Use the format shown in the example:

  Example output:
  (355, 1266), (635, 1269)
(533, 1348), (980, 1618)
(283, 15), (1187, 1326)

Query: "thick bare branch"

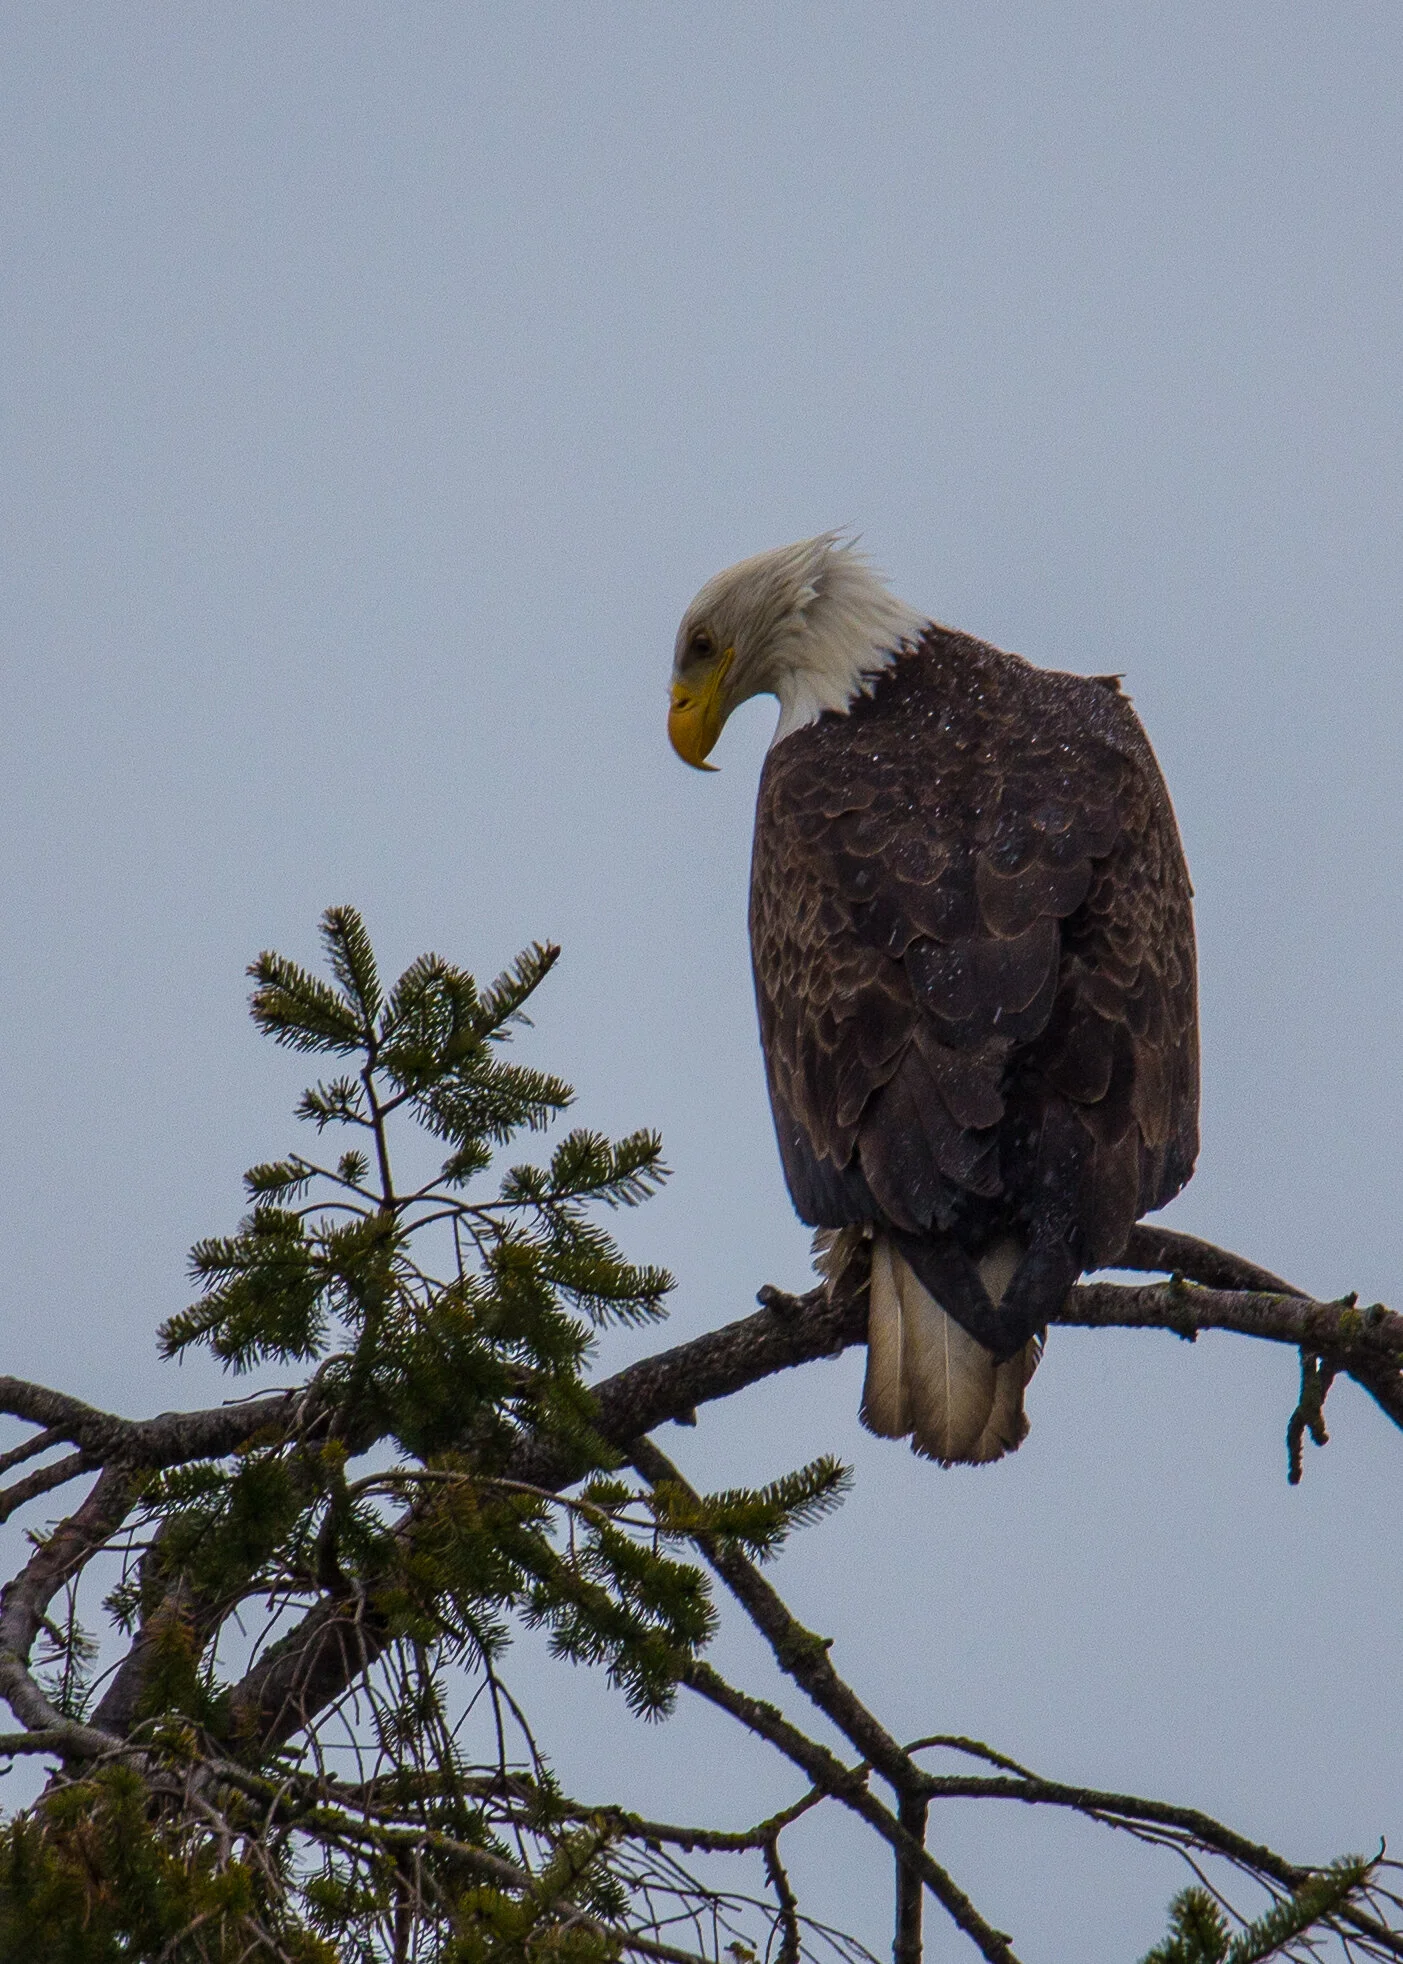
(0, 1376), (299, 1472)
(0, 1451), (93, 1524)
(1, 1237), (1389, 1522)
(217, 1232), (1400, 1759)
(0, 1465), (136, 1747)
(1064, 1279), (1402, 1365)
(26, 1224), (1393, 1791)
(0, 1426), (64, 1478)
(1, 1224), (1369, 1496)
(1118, 1224), (1301, 1295)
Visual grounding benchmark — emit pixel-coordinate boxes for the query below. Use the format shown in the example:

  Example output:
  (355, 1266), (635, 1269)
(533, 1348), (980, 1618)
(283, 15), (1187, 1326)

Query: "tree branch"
(8, 1231), (1398, 1960)
(905, 1754), (1403, 1961)
(20, 1226), (1397, 1803)
(1118, 1225), (1300, 1295)
(629, 1439), (914, 1793)
(2, 1231), (1391, 1510)
(681, 1658), (1021, 1964)
(0, 1377), (300, 1471)
(0, 1426), (64, 1478)
(212, 1231), (1401, 1761)
(1064, 1280), (1402, 1368)
(0, 1451), (94, 1524)
(1116, 1227), (1403, 1436)
(634, 1437), (1008, 1964)
(0, 1465), (136, 1748)
(762, 1829), (803, 1964)
(895, 1789), (929, 1964)
(593, 1788), (825, 1857)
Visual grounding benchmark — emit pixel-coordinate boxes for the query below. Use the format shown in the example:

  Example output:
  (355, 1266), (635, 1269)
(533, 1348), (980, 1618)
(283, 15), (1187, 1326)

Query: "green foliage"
(163, 911), (668, 1392)
(0, 903), (1379, 1963)
(1142, 1860), (1371, 1964)
(144, 913), (718, 1718)
(444, 1843), (623, 1964)
(0, 909), (853, 1963)
(32, 1601), (97, 1723)
(0, 1765), (335, 1963)
(646, 1457), (852, 1562)
(1143, 1890), (1233, 1964)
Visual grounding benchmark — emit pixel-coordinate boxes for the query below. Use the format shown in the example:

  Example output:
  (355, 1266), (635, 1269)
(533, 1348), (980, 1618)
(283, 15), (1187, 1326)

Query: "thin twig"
(682, 1659), (1022, 1964)
(763, 1831), (802, 1964)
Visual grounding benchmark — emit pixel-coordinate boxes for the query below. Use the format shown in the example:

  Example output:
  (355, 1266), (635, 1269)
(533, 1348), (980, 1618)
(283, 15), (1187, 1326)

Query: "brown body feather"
(750, 630), (1199, 1462)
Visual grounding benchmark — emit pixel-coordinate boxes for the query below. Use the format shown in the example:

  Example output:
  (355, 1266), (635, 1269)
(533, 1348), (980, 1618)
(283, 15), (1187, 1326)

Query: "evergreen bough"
(0, 908), (1395, 1964)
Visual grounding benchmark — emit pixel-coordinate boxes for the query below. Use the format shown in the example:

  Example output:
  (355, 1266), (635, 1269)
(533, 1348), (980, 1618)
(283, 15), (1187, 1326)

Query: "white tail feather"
(858, 1233), (1041, 1466)
(900, 1260), (998, 1461)
(859, 1237), (909, 1436)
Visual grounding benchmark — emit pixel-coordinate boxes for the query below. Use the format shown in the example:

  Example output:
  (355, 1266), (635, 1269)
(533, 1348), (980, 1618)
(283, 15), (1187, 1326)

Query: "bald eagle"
(668, 535), (1199, 1466)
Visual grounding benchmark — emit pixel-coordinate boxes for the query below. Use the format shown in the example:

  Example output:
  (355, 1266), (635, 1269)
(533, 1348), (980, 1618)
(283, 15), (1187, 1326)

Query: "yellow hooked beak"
(667, 648), (735, 771)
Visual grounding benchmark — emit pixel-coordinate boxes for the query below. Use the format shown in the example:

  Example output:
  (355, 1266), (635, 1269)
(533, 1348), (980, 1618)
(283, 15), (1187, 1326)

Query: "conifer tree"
(0, 909), (1399, 1964)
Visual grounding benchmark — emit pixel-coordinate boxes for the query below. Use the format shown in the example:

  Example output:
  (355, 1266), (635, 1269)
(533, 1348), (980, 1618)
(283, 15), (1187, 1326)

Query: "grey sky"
(2, 5), (1401, 1956)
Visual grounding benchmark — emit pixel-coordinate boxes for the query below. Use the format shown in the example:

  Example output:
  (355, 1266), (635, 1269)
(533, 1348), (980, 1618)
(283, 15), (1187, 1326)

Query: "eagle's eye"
(688, 629), (714, 662)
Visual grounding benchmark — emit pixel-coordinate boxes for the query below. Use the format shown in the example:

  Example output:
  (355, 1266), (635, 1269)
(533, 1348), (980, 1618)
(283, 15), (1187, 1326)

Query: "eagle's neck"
(768, 559), (926, 747)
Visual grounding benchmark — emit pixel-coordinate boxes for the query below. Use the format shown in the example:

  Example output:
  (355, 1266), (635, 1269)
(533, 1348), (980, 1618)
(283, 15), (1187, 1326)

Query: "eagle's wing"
(748, 632), (1198, 1266)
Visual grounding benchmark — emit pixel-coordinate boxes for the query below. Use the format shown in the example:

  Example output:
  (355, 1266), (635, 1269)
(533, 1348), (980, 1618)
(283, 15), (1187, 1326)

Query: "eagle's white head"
(668, 534), (926, 770)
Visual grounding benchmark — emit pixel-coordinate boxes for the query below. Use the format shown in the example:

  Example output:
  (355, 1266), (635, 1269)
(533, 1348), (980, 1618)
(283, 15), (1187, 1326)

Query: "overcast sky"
(2, 6), (1401, 1958)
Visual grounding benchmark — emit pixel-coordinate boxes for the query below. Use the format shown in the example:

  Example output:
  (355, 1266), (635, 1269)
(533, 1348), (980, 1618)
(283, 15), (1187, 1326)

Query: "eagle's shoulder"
(755, 626), (1159, 876)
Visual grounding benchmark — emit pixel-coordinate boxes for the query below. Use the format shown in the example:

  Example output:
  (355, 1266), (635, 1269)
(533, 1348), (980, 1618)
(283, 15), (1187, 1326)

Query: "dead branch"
(84, 1229), (1402, 1765)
